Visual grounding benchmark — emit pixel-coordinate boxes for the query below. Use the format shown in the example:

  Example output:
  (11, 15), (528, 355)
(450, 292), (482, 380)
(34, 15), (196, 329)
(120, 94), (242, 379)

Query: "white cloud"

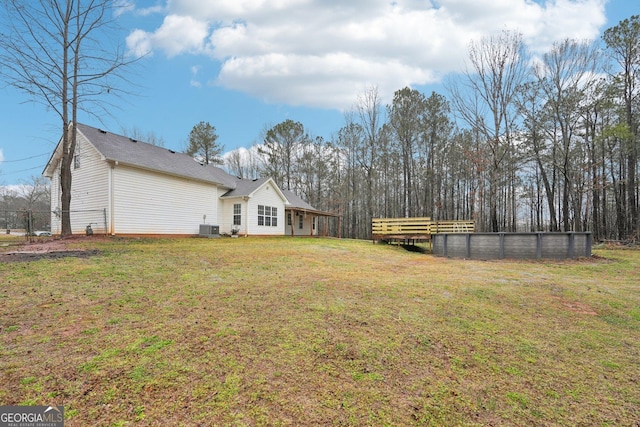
(127, 15), (210, 58)
(129, 0), (608, 110)
(221, 146), (255, 162)
(190, 65), (202, 87)
(126, 29), (154, 57)
(217, 53), (435, 108)
(113, 0), (136, 17)
(0, 148), (4, 163)
(136, 5), (165, 16)
(115, 0), (165, 17)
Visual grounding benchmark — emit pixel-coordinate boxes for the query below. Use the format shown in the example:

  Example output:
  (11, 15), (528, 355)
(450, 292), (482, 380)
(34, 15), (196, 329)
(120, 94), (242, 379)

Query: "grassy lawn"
(1, 237), (639, 426)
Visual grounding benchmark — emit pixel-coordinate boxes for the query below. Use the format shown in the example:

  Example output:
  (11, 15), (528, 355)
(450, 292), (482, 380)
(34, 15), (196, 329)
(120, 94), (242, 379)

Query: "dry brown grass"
(1, 236), (639, 426)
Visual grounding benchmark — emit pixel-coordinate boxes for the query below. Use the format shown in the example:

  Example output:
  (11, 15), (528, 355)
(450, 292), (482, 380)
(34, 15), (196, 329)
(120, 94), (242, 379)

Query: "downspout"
(244, 196), (249, 237)
(109, 161), (117, 235)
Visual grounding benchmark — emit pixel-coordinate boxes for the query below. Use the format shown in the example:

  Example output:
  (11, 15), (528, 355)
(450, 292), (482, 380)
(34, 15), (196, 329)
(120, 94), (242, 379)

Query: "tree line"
(2, 1), (636, 241)
(0, 177), (50, 231)
(223, 15), (639, 242)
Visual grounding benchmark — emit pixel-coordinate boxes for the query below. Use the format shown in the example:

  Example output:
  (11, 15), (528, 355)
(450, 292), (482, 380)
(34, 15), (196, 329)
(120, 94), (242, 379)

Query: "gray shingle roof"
(221, 177), (270, 198)
(281, 190), (340, 217)
(281, 189), (315, 210)
(77, 123), (238, 188)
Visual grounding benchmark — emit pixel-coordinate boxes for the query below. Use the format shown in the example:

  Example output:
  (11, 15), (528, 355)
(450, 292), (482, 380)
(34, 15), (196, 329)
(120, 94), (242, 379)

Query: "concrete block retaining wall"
(432, 232), (592, 260)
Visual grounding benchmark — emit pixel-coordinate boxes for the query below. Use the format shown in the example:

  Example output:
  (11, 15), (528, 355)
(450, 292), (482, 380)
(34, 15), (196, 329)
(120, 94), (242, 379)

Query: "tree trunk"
(60, 1), (72, 236)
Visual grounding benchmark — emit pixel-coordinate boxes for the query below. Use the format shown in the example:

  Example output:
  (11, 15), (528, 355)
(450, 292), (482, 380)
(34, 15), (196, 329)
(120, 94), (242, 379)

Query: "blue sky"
(0, 0), (636, 187)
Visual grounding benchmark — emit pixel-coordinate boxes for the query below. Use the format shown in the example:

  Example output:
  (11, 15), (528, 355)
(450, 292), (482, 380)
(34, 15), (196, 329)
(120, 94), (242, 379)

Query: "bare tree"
(533, 38), (601, 231)
(122, 126), (166, 147)
(355, 85), (384, 226)
(0, 0), (137, 236)
(516, 80), (563, 231)
(18, 176), (50, 210)
(449, 30), (528, 231)
(224, 147), (261, 179)
(225, 149), (246, 178)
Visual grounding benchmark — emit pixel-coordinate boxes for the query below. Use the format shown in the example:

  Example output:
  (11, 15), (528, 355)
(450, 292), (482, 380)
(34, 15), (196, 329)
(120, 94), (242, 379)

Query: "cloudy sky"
(0, 0), (633, 186)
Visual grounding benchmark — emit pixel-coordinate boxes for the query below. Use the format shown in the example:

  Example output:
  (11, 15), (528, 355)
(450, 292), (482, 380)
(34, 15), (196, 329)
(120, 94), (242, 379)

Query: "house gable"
(47, 127), (111, 235)
(219, 178), (288, 236)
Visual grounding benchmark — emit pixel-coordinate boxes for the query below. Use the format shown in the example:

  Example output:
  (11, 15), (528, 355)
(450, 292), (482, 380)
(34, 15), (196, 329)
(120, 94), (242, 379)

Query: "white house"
(42, 123), (337, 237)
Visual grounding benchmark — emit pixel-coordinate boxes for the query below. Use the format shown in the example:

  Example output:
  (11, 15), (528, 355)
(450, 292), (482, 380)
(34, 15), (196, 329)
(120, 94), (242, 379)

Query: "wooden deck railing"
(372, 217), (474, 241)
(430, 220), (475, 234)
(372, 217), (432, 236)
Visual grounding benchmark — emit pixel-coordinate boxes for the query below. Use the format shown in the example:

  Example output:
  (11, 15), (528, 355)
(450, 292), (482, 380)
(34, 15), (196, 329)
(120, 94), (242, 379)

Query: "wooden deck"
(372, 217), (475, 243)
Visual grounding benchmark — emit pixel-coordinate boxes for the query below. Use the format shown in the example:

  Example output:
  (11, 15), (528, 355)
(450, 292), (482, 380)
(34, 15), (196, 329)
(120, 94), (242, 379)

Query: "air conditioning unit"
(199, 224), (220, 238)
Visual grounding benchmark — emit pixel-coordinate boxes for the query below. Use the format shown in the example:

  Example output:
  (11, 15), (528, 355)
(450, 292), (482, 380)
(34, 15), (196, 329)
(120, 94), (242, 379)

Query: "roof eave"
(285, 206), (341, 217)
(42, 134), (65, 178)
(106, 159), (234, 188)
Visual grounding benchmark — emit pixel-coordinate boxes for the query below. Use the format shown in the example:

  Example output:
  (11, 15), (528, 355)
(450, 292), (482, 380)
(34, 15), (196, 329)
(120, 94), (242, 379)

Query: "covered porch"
(283, 189), (340, 237)
(285, 206), (341, 237)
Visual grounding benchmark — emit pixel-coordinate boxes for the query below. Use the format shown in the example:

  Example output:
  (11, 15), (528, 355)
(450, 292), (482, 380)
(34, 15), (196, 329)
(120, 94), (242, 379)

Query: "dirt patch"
(0, 249), (100, 262)
(552, 296), (598, 316)
(0, 237), (101, 262)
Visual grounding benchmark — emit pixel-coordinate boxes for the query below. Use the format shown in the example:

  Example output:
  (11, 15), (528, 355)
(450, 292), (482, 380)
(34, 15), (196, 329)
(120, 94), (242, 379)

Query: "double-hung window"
(265, 206), (271, 226)
(258, 205), (264, 226)
(233, 203), (241, 226)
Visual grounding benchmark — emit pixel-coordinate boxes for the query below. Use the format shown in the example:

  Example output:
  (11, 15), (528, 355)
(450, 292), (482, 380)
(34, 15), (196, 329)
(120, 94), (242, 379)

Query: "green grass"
(1, 236), (639, 426)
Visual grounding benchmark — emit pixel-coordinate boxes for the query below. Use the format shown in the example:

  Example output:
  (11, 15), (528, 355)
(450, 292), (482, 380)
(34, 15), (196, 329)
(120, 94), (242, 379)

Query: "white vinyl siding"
(49, 170), (61, 235)
(245, 183), (285, 235)
(220, 198), (247, 235)
(286, 211), (317, 236)
(50, 132), (110, 235)
(112, 165), (218, 234)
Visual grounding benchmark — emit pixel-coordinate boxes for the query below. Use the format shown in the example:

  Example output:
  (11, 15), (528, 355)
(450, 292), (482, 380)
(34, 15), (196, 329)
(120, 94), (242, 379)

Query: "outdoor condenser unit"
(199, 224), (220, 237)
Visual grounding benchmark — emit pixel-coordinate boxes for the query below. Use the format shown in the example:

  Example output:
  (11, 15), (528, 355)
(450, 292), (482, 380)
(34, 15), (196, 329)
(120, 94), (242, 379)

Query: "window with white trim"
(258, 205), (278, 227)
(265, 206), (271, 226)
(233, 203), (241, 226)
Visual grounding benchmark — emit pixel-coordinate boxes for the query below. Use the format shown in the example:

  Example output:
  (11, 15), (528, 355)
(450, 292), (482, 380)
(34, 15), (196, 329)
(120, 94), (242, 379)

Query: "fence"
(50, 208), (109, 235)
(433, 232), (592, 260)
(1, 208), (108, 236)
(1, 209), (51, 235)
